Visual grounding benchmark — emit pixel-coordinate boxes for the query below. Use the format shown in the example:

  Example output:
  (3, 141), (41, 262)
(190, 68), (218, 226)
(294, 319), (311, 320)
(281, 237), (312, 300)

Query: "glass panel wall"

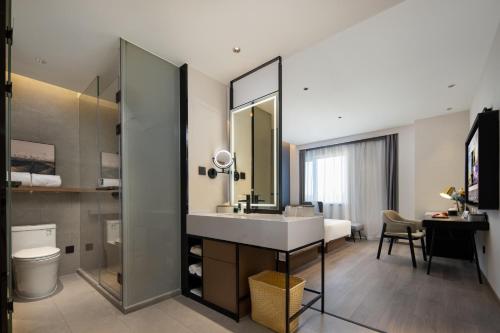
(79, 77), (102, 283)
(97, 77), (121, 298)
(120, 39), (180, 309)
(79, 76), (122, 300)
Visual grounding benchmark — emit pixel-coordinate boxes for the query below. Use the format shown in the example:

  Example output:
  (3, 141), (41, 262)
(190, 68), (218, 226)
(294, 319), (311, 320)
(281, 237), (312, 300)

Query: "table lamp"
(440, 186), (456, 200)
(440, 186), (459, 215)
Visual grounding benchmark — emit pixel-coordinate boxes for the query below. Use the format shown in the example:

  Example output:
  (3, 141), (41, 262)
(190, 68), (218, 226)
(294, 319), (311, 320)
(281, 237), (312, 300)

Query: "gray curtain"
(385, 134), (399, 211)
(299, 149), (305, 204)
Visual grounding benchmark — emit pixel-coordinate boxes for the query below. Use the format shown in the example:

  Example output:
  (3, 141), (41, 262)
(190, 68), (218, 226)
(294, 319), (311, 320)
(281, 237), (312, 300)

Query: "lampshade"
(440, 186), (456, 200)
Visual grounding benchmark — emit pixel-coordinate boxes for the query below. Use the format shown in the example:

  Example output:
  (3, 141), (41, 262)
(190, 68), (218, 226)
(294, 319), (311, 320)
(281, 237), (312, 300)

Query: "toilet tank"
(11, 224), (56, 255)
(106, 220), (121, 244)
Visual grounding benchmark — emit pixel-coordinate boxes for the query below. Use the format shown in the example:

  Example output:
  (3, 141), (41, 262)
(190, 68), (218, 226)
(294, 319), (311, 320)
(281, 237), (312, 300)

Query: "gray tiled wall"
(11, 74), (80, 275)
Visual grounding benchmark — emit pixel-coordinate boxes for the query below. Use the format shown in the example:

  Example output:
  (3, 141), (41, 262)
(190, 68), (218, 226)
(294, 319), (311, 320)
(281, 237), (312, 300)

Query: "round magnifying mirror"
(213, 149), (233, 169)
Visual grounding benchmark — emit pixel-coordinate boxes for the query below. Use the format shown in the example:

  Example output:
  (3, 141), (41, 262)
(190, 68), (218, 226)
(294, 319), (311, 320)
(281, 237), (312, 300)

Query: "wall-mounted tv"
(465, 108), (499, 209)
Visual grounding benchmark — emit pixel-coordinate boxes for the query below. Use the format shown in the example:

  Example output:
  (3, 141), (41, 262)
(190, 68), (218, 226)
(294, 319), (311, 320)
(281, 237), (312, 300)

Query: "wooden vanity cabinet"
(203, 240), (237, 313)
(202, 239), (275, 318)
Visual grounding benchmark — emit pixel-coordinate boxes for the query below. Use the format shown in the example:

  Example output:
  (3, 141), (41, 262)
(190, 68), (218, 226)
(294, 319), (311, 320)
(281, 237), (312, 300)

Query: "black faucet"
(237, 194), (252, 214)
(244, 194), (252, 214)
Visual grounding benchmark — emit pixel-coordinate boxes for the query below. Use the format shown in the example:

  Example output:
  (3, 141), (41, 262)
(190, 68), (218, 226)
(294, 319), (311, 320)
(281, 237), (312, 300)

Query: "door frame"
(1, 0), (9, 330)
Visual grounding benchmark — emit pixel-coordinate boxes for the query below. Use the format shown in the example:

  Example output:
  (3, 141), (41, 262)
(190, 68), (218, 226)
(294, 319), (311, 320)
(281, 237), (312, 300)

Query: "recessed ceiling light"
(232, 47), (241, 54)
(303, 87), (309, 91)
(35, 57), (47, 64)
(446, 107), (453, 111)
(448, 84), (456, 88)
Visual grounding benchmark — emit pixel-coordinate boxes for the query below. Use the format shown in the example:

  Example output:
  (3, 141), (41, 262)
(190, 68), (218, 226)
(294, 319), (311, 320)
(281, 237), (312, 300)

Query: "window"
(304, 155), (347, 204)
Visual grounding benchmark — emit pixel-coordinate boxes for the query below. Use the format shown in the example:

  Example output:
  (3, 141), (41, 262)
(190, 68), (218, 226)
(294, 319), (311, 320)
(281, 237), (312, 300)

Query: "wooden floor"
(295, 240), (500, 333)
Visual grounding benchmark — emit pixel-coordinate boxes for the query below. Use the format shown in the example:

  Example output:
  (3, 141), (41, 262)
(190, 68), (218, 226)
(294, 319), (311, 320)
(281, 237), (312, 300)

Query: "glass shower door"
(79, 76), (122, 301)
(79, 77), (103, 284)
(97, 77), (122, 298)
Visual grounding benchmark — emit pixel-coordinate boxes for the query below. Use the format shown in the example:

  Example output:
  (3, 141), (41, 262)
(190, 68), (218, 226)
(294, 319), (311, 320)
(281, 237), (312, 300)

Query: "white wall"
(188, 67), (228, 212)
(469, 22), (500, 299)
(414, 111), (469, 218)
(289, 144), (300, 205)
(296, 125), (415, 218)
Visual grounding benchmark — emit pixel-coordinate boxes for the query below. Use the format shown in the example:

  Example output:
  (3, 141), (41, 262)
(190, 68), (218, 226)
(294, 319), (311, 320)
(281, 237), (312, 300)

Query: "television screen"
(467, 129), (479, 203)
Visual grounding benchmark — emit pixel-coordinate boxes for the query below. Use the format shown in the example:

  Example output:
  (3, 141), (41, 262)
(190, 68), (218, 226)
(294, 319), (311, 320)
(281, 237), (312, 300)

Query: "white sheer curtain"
(304, 139), (387, 239)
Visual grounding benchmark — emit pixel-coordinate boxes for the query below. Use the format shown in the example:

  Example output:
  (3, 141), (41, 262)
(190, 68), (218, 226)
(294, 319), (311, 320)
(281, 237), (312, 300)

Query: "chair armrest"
(385, 220), (422, 233)
(403, 218), (424, 228)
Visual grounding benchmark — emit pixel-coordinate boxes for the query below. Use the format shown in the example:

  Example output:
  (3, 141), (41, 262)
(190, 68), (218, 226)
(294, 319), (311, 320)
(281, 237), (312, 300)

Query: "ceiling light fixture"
(338, 116), (343, 119)
(35, 57), (47, 64)
(448, 84), (456, 88)
(303, 87), (309, 91)
(232, 47), (241, 54)
(446, 107), (453, 111)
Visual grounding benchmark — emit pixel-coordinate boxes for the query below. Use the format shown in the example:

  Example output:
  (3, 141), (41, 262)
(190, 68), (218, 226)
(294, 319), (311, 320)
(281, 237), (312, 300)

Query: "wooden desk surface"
(422, 214), (489, 231)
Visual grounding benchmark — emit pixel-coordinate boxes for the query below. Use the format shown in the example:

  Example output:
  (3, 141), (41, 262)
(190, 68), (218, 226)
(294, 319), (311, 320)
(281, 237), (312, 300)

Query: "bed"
(324, 218), (351, 251)
(278, 217), (351, 271)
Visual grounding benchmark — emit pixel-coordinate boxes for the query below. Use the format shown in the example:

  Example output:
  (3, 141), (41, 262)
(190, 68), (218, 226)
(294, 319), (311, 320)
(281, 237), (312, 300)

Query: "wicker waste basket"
(248, 270), (306, 333)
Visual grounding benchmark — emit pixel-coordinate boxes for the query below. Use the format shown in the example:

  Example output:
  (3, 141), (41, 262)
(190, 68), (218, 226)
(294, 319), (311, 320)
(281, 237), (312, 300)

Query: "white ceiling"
(283, 0), (500, 144)
(12, 0), (500, 146)
(11, 0), (400, 92)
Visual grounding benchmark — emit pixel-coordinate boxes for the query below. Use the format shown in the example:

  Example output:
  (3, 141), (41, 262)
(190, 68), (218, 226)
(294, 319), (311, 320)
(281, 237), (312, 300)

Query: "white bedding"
(324, 219), (351, 243)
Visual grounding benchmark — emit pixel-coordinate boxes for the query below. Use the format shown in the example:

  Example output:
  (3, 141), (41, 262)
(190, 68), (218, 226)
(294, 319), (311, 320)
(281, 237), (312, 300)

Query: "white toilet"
(12, 224), (61, 299)
(105, 220), (121, 274)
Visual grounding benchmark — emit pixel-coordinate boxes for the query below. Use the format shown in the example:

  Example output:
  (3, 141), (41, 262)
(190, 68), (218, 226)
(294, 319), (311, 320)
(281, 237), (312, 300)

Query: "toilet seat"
(13, 246), (60, 262)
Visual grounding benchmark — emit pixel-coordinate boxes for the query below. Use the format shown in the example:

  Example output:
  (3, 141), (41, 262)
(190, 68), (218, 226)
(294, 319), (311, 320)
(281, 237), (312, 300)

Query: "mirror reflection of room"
(232, 96), (276, 207)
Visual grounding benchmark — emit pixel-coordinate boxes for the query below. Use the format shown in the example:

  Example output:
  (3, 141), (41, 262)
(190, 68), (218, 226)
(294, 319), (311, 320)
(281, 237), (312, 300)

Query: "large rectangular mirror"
(231, 94), (278, 208)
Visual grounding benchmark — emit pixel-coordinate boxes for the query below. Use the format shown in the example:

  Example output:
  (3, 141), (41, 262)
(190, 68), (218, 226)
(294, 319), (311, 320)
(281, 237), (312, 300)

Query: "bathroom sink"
(187, 213), (324, 251)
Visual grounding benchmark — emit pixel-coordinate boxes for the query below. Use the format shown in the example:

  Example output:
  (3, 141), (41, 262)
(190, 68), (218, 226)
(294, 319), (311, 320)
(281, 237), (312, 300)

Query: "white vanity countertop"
(187, 213), (324, 251)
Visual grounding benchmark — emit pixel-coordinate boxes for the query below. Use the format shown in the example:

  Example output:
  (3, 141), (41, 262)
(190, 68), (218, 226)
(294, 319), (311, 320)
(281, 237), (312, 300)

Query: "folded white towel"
(188, 263), (202, 277)
(98, 178), (120, 187)
(10, 172), (31, 186)
(31, 174), (62, 187)
(190, 245), (202, 256)
(190, 288), (202, 297)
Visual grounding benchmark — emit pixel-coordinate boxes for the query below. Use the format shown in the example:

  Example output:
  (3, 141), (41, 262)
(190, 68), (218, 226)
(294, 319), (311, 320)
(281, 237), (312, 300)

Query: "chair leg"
(358, 231), (362, 240)
(420, 237), (427, 262)
(388, 238), (394, 255)
(377, 223), (386, 259)
(408, 227), (417, 268)
(351, 231), (356, 243)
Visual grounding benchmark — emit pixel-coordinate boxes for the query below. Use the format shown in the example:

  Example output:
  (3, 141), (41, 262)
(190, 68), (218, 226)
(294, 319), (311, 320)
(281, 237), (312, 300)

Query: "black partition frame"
(229, 56), (288, 211)
(1, 0), (9, 330)
(180, 64), (189, 295)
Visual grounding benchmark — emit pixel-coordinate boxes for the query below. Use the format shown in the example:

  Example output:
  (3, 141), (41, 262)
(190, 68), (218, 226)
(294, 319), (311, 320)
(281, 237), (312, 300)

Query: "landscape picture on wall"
(11, 139), (56, 175)
(101, 152), (120, 179)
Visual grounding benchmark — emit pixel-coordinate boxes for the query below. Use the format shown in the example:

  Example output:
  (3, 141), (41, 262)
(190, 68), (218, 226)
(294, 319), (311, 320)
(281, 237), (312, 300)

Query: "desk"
(422, 215), (489, 283)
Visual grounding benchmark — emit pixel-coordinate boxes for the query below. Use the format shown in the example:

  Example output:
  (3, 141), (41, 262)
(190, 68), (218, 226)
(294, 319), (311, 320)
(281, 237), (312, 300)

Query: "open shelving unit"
(187, 237), (203, 299)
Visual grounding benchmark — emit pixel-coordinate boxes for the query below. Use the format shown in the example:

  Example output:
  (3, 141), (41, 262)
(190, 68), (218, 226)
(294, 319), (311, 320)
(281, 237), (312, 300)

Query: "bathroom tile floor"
(13, 273), (375, 333)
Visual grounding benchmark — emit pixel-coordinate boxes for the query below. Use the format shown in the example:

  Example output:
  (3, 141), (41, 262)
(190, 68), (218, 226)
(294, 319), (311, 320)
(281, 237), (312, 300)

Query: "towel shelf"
(12, 186), (119, 193)
(188, 253), (202, 260)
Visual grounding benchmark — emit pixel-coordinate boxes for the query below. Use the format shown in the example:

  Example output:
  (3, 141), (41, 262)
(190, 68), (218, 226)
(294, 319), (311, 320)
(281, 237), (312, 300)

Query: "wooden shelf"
(12, 186), (119, 193)
(188, 253), (202, 260)
(189, 273), (202, 280)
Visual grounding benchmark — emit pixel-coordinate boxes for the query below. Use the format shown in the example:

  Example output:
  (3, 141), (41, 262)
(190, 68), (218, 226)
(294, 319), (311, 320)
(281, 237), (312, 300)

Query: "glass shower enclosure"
(77, 39), (182, 311)
(79, 75), (122, 300)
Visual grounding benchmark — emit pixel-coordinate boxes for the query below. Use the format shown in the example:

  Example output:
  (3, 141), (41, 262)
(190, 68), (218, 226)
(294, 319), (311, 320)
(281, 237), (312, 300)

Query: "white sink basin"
(187, 213), (324, 251)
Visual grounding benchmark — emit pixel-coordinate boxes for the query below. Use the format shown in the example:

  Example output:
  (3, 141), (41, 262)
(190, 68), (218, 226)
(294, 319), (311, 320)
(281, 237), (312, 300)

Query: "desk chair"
(377, 210), (426, 268)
